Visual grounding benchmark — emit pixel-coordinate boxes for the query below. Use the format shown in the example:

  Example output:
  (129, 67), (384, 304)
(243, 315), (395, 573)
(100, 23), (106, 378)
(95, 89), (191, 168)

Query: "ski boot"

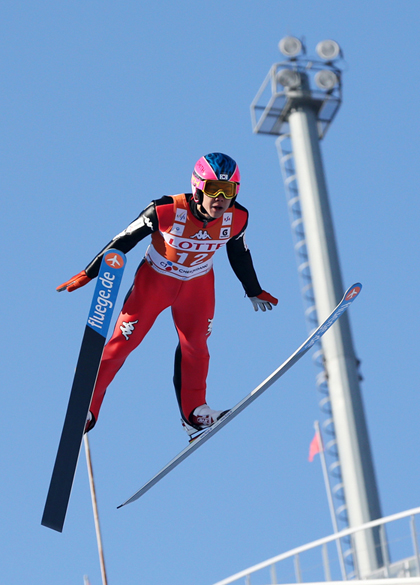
(182, 404), (229, 441)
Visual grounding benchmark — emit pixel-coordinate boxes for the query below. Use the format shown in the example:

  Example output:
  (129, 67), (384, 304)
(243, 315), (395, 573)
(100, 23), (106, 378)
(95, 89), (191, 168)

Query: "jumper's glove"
(57, 270), (91, 292)
(249, 291), (278, 312)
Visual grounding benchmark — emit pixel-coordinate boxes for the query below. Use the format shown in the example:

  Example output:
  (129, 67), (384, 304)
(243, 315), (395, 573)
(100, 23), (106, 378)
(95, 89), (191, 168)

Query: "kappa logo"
(191, 230), (212, 240)
(104, 252), (124, 269)
(120, 320), (139, 340)
(206, 318), (213, 336)
(117, 215), (153, 237)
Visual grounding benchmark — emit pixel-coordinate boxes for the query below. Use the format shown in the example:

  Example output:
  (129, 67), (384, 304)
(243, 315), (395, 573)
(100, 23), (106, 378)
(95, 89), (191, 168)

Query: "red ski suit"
(85, 193), (263, 426)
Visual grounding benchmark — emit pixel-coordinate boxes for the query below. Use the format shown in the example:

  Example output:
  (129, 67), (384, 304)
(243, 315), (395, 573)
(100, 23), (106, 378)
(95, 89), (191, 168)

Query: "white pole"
(289, 102), (382, 576)
(315, 420), (347, 580)
(84, 434), (108, 585)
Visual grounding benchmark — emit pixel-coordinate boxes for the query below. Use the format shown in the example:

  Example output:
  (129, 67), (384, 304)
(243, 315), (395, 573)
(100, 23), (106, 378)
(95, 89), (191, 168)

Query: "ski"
(42, 250), (127, 532)
(117, 282), (362, 509)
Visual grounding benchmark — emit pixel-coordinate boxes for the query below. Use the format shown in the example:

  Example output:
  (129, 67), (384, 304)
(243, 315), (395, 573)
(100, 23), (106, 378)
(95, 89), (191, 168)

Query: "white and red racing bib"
(145, 194), (246, 280)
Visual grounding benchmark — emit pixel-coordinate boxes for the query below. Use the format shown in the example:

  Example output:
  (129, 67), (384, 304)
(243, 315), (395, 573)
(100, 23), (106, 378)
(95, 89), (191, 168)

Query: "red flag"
(308, 431), (321, 462)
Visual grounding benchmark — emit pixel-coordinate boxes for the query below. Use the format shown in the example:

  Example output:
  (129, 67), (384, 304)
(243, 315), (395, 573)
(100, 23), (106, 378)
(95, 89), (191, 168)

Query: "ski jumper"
(84, 194), (263, 426)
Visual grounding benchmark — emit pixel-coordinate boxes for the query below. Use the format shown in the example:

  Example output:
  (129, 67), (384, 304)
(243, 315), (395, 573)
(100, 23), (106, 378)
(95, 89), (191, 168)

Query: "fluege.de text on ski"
(88, 272), (115, 331)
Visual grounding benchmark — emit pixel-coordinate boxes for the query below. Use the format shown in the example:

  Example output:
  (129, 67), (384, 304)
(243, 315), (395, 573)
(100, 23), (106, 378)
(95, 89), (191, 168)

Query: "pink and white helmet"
(191, 152), (241, 203)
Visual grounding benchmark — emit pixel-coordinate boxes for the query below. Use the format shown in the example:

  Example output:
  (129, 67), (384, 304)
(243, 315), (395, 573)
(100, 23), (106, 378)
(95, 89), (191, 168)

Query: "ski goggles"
(201, 180), (238, 200)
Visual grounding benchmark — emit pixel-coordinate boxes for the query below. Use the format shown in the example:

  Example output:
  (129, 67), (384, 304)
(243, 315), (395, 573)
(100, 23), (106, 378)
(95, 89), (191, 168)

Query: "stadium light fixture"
(279, 36), (303, 58)
(316, 39), (341, 61)
(315, 69), (339, 90)
(276, 69), (301, 89)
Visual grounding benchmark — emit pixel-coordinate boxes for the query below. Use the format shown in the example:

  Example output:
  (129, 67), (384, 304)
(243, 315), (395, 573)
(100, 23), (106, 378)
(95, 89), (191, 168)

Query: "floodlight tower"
(251, 38), (384, 578)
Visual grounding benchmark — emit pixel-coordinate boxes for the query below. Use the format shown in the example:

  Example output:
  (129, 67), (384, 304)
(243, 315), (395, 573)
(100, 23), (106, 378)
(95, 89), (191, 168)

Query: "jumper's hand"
(57, 270), (91, 292)
(249, 291), (278, 312)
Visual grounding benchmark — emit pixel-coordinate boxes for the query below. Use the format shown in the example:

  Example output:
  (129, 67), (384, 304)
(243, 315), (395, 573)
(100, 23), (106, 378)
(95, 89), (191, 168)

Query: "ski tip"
(344, 283), (362, 302)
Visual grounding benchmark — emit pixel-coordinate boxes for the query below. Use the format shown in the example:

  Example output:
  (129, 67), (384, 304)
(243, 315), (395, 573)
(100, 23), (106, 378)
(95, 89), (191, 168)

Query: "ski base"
(42, 249), (126, 532)
(41, 326), (106, 531)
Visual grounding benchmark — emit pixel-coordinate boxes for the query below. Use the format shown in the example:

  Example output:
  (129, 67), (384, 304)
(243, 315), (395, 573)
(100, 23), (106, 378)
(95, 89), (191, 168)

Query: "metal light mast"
(251, 37), (384, 577)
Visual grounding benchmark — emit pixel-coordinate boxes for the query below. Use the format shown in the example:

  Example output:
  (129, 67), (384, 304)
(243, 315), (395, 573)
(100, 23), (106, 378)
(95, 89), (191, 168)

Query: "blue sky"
(2, 2), (420, 584)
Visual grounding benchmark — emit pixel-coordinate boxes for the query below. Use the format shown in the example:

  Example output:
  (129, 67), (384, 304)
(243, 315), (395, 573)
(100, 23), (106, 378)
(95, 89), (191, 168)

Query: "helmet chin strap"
(189, 194), (210, 222)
